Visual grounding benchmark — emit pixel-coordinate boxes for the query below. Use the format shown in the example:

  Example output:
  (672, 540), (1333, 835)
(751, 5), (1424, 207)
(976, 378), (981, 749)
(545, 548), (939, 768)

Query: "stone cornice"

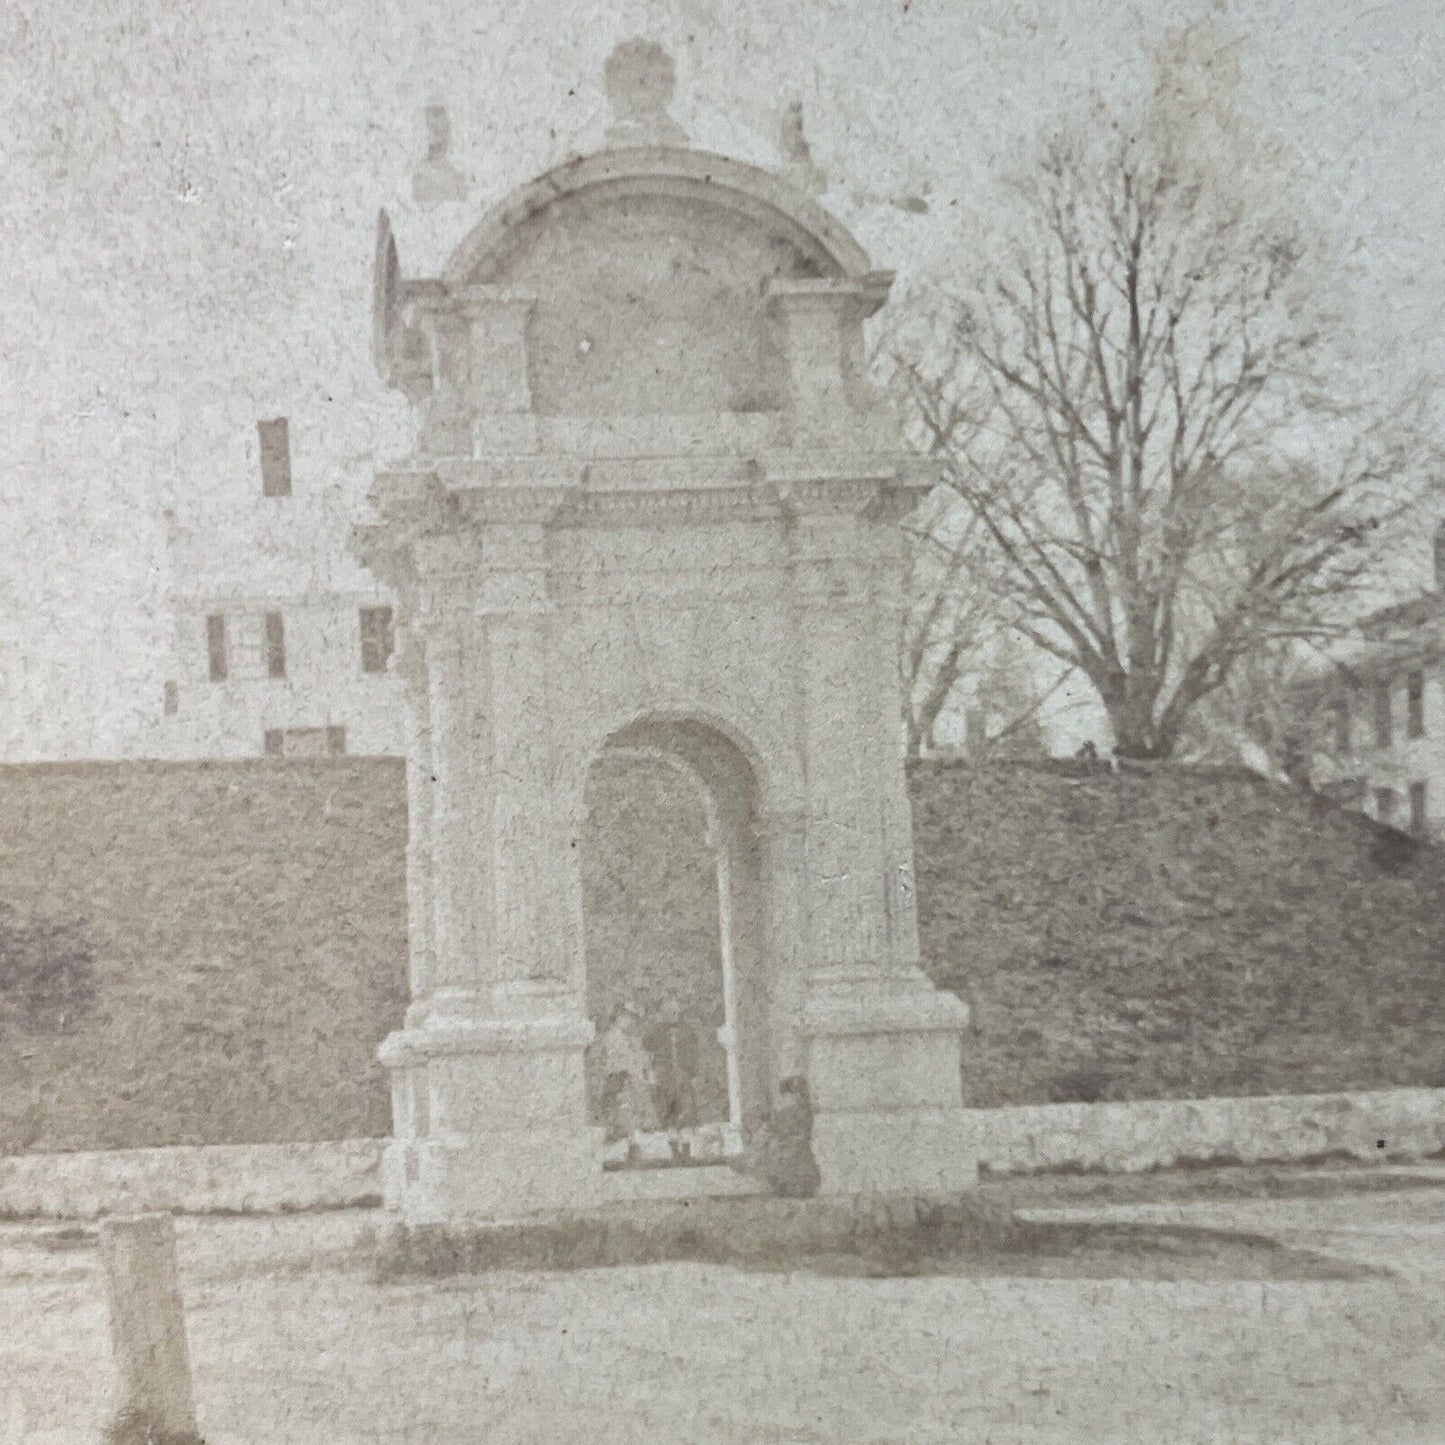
(378, 1016), (596, 1066)
(801, 966), (971, 1037)
(373, 447), (924, 514)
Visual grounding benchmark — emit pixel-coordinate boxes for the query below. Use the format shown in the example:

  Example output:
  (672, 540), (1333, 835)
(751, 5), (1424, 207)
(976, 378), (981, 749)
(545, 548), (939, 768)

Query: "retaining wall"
(0, 1139), (386, 1219)
(5, 1088), (1442, 1218)
(5, 759), (1445, 1152)
(969, 1086), (1445, 1177)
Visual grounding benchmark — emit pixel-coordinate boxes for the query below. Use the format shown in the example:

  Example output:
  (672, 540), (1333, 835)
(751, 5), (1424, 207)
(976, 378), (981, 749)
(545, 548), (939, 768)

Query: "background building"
(154, 417), (406, 759)
(1309, 517), (1445, 838)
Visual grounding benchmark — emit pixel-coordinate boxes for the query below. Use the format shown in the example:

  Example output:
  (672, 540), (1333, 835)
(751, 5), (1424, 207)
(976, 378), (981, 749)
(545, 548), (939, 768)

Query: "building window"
(1331, 697), (1351, 754)
(360, 606), (395, 674)
(265, 611), (287, 679)
(1375, 787), (1397, 826)
(206, 615), (228, 681)
(264, 726), (347, 758)
(162, 680), (179, 717)
(1410, 781), (1427, 835)
(1407, 670), (1425, 739)
(258, 418), (292, 497)
(1374, 681), (1393, 749)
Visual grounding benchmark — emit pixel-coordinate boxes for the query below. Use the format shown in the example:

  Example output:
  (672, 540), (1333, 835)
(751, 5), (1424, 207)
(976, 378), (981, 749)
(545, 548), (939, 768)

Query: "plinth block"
(379, 983), (604, 1222)
(801, 966), (977, 1196)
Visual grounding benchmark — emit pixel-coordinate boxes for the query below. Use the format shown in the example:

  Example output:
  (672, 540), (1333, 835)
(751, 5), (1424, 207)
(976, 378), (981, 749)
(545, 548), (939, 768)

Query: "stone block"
(811, 1107), (978, 1197)
(969, 1087), (1445, 1176)
(406, 1127), (604, 1224)
(99, 1214), (200, 1443)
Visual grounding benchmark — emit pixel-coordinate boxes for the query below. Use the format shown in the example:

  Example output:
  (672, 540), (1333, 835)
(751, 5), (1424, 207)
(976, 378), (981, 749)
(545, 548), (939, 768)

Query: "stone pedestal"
(378, 981), (603, 1223)
(801, 966), (976, 1196)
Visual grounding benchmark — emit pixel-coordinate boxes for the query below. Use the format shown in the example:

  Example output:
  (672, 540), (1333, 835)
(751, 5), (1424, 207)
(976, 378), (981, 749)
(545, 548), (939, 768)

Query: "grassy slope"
(911, 760), (1445, 1107)
(0, 759), (407, 1151)
(1, 756), (1441, 1150)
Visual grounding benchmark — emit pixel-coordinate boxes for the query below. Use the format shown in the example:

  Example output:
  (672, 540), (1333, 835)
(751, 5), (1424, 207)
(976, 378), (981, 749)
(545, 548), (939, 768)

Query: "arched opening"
(580, 717), (770, 1169)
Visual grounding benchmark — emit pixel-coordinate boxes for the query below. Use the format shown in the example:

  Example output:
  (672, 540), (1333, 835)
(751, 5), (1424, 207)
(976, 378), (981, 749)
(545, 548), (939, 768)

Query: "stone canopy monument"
(358, 41), (974, 1223)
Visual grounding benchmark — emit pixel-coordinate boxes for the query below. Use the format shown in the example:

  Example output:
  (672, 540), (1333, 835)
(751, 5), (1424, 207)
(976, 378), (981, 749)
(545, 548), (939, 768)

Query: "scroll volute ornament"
(372, 210), (435, 405)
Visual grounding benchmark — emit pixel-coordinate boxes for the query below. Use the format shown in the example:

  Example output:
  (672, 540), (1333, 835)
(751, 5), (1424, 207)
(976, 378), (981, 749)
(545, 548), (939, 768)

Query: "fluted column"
(756, 804), (809, 1082)
(411, 535), (486, 1016)
(792, 513), (897, 971)
(393, 626), (436, 1020)
(477, 522), (576, 996)
(861, 516), (925, 973)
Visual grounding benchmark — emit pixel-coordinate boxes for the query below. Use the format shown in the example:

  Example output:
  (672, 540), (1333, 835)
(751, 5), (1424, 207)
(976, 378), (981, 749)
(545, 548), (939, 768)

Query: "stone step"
(598, 1164), (768, 1205)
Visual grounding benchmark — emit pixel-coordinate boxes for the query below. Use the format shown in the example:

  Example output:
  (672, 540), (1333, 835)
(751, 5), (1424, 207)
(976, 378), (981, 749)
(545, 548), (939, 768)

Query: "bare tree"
(1178, 641), (1332, 782)
(899, 487), (1065, 759)
(899, 490), (988, 756)
(896, 28), (1431, 759)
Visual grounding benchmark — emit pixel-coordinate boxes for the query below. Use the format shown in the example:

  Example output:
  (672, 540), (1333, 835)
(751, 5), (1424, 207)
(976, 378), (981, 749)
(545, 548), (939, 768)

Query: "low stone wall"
(5, 1088), (1444, 1217)
(971, 1087), (1445, 1176)
(0, 1139), (386, 1218)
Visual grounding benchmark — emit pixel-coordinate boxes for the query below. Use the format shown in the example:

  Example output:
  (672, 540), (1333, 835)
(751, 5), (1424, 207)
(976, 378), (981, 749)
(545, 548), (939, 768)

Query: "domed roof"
(440, 144), (876, 288)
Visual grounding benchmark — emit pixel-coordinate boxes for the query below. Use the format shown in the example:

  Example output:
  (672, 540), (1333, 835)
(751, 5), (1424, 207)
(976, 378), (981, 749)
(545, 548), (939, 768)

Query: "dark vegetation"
(0, 907), (97, 1037)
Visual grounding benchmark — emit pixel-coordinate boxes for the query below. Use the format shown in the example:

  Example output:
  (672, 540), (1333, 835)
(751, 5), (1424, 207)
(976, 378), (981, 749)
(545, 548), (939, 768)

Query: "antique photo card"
(2, 3), (1443, 1440)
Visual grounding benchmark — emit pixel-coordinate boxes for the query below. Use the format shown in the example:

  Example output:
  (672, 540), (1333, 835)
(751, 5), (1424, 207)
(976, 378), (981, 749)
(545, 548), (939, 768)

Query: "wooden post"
(98, 1213), (201, 1443)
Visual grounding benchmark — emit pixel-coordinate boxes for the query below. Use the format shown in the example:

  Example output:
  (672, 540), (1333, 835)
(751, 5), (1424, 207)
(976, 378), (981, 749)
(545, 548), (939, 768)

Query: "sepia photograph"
(1, 1), (1444, 1440)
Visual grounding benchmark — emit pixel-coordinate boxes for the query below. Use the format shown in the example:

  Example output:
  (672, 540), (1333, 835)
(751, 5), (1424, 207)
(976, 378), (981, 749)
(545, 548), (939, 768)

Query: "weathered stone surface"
(363, 46), (970, 1222)
(98, 1214), (200, 1444)
(0, 1139), (385, 1219)
(974, 1087), (1445, 1176)
(2, 1087), (1442, 1218)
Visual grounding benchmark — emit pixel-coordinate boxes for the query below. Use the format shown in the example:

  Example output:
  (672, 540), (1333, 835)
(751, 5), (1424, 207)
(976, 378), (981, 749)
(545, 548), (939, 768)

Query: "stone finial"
(412, 103), (468, 207)
(424, 105), (450, 162)
(603, 39), (687, 147)
(777, 100), (826, 198)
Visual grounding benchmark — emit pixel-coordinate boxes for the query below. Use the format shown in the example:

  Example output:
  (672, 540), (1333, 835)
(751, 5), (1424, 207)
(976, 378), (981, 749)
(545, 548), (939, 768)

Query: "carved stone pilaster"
(394, 628), (437, 1018)
(767, 275), (891, 447)
(455, 286), (536, 415)
(416, 301), (475, 459)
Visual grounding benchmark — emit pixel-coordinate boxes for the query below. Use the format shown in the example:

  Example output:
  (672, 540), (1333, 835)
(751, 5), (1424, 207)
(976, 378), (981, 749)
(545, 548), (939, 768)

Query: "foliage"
(0, 906), (98, 1036)
(894, 21), (1434, 759)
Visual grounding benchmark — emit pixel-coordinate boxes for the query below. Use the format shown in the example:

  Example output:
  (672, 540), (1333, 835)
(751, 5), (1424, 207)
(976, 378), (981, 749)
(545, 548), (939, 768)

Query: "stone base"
(810, 1108), (978, 1195)
(378, 980), (605, 1223)
(801, 965), (977, 1196)
(381, 1127), (604, 1224)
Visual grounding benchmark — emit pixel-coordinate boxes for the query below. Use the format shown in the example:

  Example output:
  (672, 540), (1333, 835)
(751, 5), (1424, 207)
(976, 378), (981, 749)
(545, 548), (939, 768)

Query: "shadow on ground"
(370, 1192), (1381, 1284)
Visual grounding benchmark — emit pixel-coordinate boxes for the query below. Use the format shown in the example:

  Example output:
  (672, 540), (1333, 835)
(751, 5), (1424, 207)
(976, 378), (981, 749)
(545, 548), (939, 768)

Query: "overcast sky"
(1, 0), (1441, 758)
